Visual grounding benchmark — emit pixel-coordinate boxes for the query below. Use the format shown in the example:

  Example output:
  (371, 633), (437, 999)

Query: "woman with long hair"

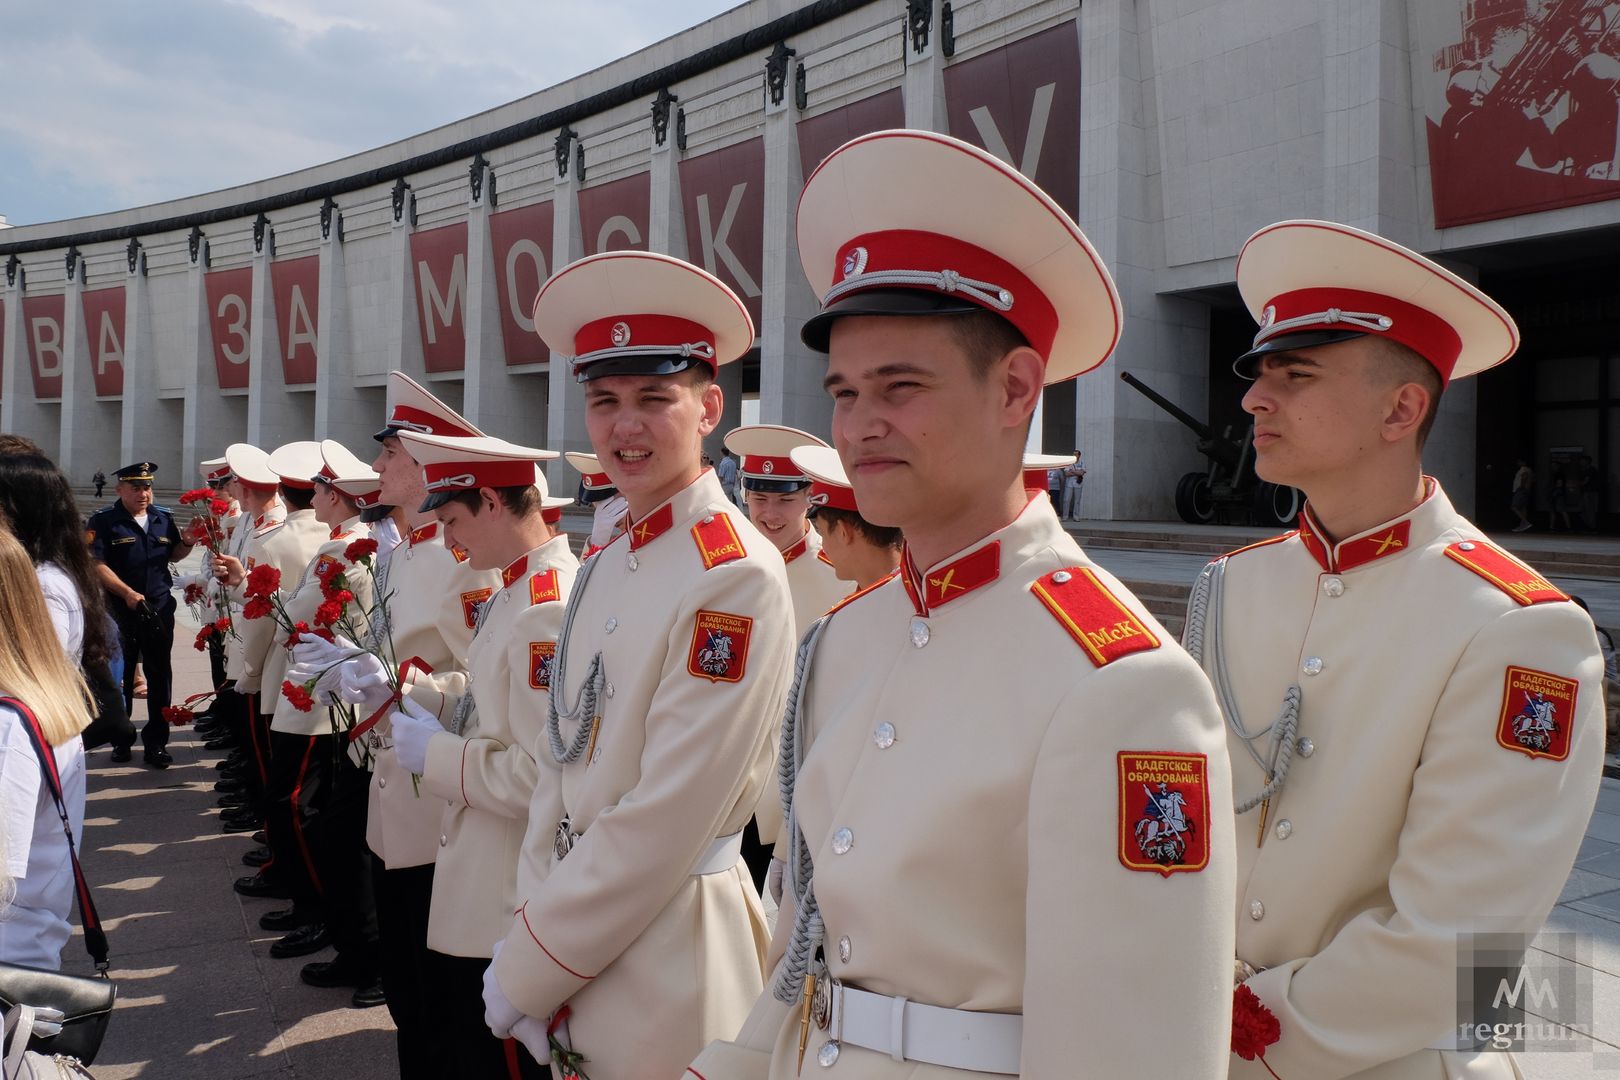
(0, 525), (94, 970)
(0, 453), (111, 670)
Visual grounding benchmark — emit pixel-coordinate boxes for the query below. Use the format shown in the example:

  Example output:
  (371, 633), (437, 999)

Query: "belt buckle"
(811, 974), (833, 1030)
(554, 815), (575, 861)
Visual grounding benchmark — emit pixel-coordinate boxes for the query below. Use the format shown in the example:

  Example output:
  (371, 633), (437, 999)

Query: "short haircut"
(280, 483), (315, 511)
(444, 485), (542, 517)
(1367, 337), (1443, 449)
(950, 310), (1030, 380)
(816, 506), (902, 550)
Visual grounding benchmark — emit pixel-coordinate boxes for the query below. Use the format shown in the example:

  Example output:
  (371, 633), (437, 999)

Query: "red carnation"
(178, 488), (213, 506)
(242, 596), (274, 620)
(193, 625), (214, 651)
(284, 621), (314, 649)
(183, 583), (206, 605)
(313, 599), (344, 628)
(344, 538), (379, 564)
(244, 563), (281, 598)
(1232, 984), (1282, 1077)
(213, 616), (232, 634)
(210, 497), (233, 518)
(331, 589), (355, 606)
(310, 625), (335, 643)
(162, 705), (194, 726)
(184, 521), (212, 544)
(281, 680), (316, 712)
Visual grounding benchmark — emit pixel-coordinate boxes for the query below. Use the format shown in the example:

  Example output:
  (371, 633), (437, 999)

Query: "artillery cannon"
(1120, 371), (1301, 526)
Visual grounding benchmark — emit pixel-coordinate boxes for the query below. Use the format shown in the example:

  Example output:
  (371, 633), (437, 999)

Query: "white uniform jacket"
(269, 518), (377, 736)
(229, 508), (325, 697)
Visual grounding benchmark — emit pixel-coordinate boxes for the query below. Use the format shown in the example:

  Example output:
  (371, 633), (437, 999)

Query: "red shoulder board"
(1030, 567), (1161, 667)
(1443, 541), (1568, 606)
(1222, 531), (1296, 560)
(691, 514), (746, 570)
(529, 568), (561, 607)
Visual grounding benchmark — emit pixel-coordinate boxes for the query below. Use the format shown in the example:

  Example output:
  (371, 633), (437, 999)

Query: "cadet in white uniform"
(484, 251), (796, 1078)
(691, 129), (1237, 1079)
(790, 446), (902, 595)
(1187, 221), (1607, 1079)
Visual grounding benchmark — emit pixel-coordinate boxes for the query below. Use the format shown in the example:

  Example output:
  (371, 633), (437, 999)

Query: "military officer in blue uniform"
(88, 462), (194, 767)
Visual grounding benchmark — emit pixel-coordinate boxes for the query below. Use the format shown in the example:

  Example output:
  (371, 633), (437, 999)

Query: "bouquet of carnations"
(178, 488), (238, 639)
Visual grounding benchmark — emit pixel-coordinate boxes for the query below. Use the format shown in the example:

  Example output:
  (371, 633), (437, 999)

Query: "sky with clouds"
(0, 0), (741, 227)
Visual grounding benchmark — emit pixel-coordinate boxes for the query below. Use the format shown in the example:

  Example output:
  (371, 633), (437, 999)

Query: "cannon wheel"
(1253, 482), (1302, 526)
(1175, 472), (1216, 524)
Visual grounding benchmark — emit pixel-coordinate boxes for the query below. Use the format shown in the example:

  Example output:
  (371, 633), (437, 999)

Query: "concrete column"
(183, 247), (245, 472)
(389, 205), (427, 380)
(544, 154), (592, 492)
(247, 239), (295, 444)
(464, 163), (548, 442)
(648, 132), (688, 259)
(902, 0), (947, 131)
(120, 259), (165, 475)
(56, 261), (89, 475)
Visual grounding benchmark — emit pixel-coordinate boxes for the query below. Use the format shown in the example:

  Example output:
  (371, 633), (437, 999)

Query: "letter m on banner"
(410, 222), (468, 372)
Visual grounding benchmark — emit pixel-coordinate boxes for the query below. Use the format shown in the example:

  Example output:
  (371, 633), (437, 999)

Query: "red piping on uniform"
(503, 1038), (522, 1080)
(460, 740), (472, 809)
(516, 902), (593, 979)
(289, 737), (325, 899)
(246, 693), (269, 786)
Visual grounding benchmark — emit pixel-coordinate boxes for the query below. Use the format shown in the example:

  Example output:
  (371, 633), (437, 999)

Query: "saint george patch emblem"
(687, 610), (753, 684)
(460, 588), (493, 630)
(1496, 666), (1578, 761)
(1118, 752), (1210, 876)
(529, 642), (556, 691)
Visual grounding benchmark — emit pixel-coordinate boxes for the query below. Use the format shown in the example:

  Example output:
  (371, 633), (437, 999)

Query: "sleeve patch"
(315, 554), (342, 579)
(529, 642), (557, 690)
(1030, 567), (1160, 667)
(1118, 752), (1210, 876)
(1496, 666), (1577, 762)
(1444, 541), (1568, 605)
(529, 568), (561, 607)
(460, 588), (494, 629)
(691, 514), (746, 570)
(687, 610), (753, 683)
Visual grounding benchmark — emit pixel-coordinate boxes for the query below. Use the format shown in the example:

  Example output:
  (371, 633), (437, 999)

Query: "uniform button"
(439, 835), (448, 847)
(702, 515), (715, 525)
(910, 617), (930, 649)
(605, 683), (615, 698)
(817, 1041), (840, 1067)
(873, 722), (896, 749)
(1249, 900), (1264, 921)
(838, 935), (852, 963)
(831, 827), (854, 855)
(1295, 737), (1315, 758)
(1051, 570), (1072, 584)
(1322, 577), (1344, 597)
(1458, 541), (1476, 552)
(1302, 656), (1323, 676)
(627, 554), (639, 572)
(378, 777), (387, 789)
(605, 617), (618, 633)
(1274, 819), (1293, 840)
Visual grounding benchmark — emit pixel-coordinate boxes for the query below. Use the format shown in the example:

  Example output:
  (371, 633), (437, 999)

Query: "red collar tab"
(388, 405), (477, 438)
(627, 503), (676, 550)
(329, 526), (352, 541)
(741, 454), (806, 481)
(808, 480), (858, 512)
(781, 533), (810, 565)
(502, 554), (528, 589)
(1297, 508), (1412, 572)
(408, 522), (439, 546)
(423, 459), (536, 494)
(572, 314), (717, 374)
(1255, 287), (1463, 383)
(901, 540), (1001, 617)
(828, 230), (1058, 360)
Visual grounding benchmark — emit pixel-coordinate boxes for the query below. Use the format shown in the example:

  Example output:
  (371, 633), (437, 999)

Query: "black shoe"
(144, 749), (173, 769)
(203, 736), (237, 751)
(351, 981), (387, 1009)
(109, 746), (132, 763)
(215, 755), (246, 772)
(221, 814), (259, 835)
(300, 959), (370, 989)
(270, 923), (330, 958)
(234, 873), (289, 900)
(194, 723), (225, 740)
(252, 830), (267, 845)
(258, 906), (309, 931)
(216, 793), (250, 810)
(242, 845), (273, 868)
(214, 777), (245, 794)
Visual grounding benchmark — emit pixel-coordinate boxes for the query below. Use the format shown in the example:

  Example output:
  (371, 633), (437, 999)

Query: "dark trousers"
(738, 815), (772, 894)
(312, 754), (378, 975)
(374, 859), (438, 1080)
(207, 631), (227, 691)
(424, 949), (551, 1079)
(112, 596), (174, 752)
(264, 730), (332, 905)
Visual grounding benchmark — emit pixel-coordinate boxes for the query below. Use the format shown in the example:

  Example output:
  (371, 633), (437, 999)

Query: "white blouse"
(0, 702), (86, 971)
(34, 563), (84, 664)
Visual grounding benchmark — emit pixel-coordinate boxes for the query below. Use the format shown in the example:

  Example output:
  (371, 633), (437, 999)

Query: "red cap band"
(278, 477), (316, 490)
(388, 405), (478, 438)
(740, 454), (805, 481)
(1257, 287), (1464, 381)
(205, 466), (231, 482)
(422, 460), (537, 492)
(579, 472), (613, 490)
(573, 314), (716, 366)
(808, 481), (858, 513)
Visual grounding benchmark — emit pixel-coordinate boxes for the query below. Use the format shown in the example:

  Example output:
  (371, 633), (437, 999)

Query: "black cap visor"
(741, 477), (812, 494)
(574, 354), (703, 384)
(578, 487), (619, 505)
(418, 490), (457, 513)
(801, 288), (984, 353)
(1233, 329), (1368, 379)
(359, 503), (395, 524)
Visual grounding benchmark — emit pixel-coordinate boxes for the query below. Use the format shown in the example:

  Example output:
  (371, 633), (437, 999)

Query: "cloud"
(0, 0), (740, 226)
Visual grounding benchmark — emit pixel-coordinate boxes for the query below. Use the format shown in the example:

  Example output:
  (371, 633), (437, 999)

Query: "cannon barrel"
(1119, 371), (1215, 441)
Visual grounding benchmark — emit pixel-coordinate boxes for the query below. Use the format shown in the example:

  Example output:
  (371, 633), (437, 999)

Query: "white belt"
(823, 981), (1021, 1074)
(691, 831), (743, 875)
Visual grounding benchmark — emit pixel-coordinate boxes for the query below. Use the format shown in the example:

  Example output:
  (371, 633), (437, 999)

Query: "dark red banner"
(679, 138), (766, 326)
(797, 88), (905, 176)
(410, 222), (469, 373)
(943, 22), (1081, 218)
(204, 267), (253, 390)
(580, 172), (651, 256)
(21, 294), (66, 399)
(270, 256), (320, 385)
(1422, 0), (1620, 226)
(80, 286), (126, 397)
(489, 201), (556, 367)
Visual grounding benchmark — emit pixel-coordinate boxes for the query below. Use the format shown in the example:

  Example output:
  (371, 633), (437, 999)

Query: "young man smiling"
(484, 251), (795, 1078)
(691, 129), (1235, 1078)
(1190, 220), (1605, 1079)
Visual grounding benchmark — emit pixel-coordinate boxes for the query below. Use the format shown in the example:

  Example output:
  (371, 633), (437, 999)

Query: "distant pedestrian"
(715, 448), (741, 505)
(92, 470), (106, 498)
(1578, 454), (1601, 531)
(1511, 457), (1534, 532)
(1060, 450), (1086, 520)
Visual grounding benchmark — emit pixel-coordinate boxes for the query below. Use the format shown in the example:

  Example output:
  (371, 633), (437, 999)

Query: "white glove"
(288, 632), (357, 673)
(511, 1014), (551, 1066)
(767, 856), (785, 905)
(389, 695), (442, 775)
(482, 943), (524, 1038)
(591, 494), (628, 549)
(337, 657), (393, 710)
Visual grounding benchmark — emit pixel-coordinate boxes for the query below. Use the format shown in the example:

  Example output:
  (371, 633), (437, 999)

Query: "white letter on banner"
(419, 254), (466, 346)
(285, 284), (317, 360)
(217, 294), (250, 364)
(97, 310), (124, 375)
(596, 215), (642, 253)
(31, 317), (63, 377)
(969, 82), (1056, 175)
(694, 184), (761, 298)
(505, 240), (547, 334)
